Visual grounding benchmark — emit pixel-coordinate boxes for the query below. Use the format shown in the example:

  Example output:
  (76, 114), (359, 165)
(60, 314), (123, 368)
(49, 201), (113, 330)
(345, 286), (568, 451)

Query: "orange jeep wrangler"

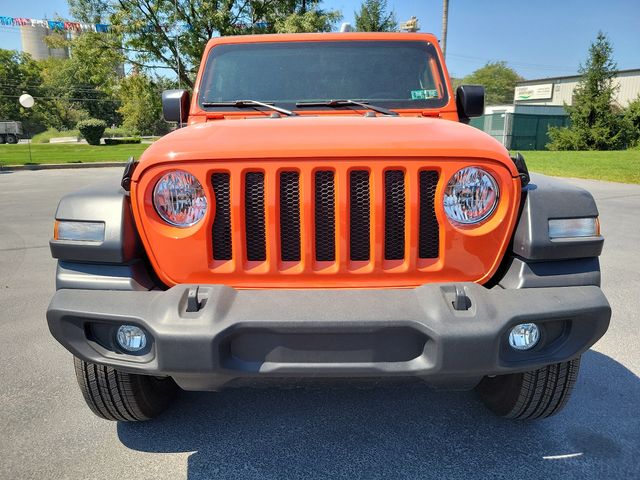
(47, 33), (610, 421)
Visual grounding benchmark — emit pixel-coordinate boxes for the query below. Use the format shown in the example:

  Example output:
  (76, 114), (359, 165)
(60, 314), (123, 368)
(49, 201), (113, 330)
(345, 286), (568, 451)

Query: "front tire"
(73, 357), (178, 421)
(476, 357), (581, 419)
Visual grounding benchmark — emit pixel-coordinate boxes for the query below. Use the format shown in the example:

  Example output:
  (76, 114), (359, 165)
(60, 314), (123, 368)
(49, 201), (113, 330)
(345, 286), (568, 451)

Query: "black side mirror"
(162, 89), (191, 124)
(456, 85), (484, 123)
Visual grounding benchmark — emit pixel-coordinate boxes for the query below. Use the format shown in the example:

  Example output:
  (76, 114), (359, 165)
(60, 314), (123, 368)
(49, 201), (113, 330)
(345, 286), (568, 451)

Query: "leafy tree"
(548, 32), (625, 150)
(275, 8), (341, 33)
(117, 72), (172, 135)
(43, 31), (125, 127)
(354, 0), (396, 32)
(0, 50), (58, 134)
(623, 96), (640, 147)
(108, 0), (341, 89)
(67, 0), (111, 23)
(461, 61), (522, 105)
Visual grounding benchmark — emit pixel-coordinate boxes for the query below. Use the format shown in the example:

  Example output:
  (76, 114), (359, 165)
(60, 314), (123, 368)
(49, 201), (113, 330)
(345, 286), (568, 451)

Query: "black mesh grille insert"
(384, 170), (405, 260)
(314, 170), (335, 261)
(245, 172), (266, 261)
(211, 173), (232, 260)
(279, 171), (301, 262)
(419, 170), (440, 259)
(349, 170), (370, 261)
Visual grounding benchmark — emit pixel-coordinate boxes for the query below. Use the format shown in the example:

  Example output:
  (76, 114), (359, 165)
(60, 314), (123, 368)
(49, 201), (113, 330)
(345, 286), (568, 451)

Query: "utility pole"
(441, 0), (449, 58)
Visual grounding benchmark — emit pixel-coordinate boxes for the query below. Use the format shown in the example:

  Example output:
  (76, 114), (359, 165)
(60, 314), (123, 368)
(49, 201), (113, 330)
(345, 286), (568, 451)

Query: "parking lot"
(1, 167), (638, 479)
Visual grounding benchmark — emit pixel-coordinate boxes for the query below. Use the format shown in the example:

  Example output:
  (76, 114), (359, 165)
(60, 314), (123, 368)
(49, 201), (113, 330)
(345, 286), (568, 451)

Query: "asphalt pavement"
(0, 168), (638, 480)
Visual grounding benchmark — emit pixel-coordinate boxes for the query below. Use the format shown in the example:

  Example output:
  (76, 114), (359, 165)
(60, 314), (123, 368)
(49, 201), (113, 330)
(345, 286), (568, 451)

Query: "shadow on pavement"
(118, 350), (639, 479)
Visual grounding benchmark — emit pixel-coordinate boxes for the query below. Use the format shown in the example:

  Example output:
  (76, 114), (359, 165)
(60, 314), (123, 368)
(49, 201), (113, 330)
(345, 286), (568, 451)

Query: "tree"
(622, 96), (640, 147)
(107, 0), (341, 89)
(0, 50), (58, 134)
(275, 8), (341, 33)
(354, 0), (396, 32)
(42, 31), (125, 127)
(67, 0), (111, 23)
(117, 72), (172, 135)
(548, 32), (625, 150)
(461, 61), (522, 105)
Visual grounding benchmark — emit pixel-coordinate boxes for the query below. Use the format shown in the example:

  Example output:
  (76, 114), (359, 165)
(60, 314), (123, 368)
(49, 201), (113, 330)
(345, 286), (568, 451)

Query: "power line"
(0, 93), (120, 103)
(0, 81), (121, 94)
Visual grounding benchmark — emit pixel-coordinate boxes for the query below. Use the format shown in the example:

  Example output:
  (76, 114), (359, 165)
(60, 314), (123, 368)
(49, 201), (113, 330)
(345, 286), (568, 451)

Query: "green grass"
(0, 143), (150, 166)
(31, 128), (80, 144)
(517, 150), (640, 184)
(2, 143), (638, 184)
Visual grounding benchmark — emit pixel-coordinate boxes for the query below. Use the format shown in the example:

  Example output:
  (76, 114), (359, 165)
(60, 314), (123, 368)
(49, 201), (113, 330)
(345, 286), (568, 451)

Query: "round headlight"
(153, 170), (207, 227)
(444, 167), (499, 225)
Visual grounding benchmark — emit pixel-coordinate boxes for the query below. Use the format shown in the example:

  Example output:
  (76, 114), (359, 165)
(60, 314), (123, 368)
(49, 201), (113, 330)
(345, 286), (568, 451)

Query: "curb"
(1, 162), (126, 171)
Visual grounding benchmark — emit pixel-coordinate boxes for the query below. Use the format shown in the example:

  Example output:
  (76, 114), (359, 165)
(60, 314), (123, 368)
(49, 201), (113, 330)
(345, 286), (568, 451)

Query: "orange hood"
(134, 116), (518, 179)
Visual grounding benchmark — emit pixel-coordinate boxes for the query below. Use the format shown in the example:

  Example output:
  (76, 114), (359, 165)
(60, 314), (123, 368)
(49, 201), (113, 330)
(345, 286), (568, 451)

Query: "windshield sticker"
(411, 89), (439, 100)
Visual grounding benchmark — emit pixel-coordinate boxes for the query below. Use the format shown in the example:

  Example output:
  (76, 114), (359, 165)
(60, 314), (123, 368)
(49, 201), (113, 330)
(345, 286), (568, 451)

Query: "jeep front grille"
(279, 171), (301, 262)
(210, 164), (439, 271)
(314, 170), (336, 262)
(211, 173), (232, 261)
(349, 170), (371, 261)
(135, 158), (521, 288)
(244, 172), (267, 262)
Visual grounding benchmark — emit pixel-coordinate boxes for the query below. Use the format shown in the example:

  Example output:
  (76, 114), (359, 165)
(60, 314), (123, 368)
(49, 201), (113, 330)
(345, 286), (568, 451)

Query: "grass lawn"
(522, 150), (640, 184)
(2, 143), (638, 184)
(0, 143), (150, 166)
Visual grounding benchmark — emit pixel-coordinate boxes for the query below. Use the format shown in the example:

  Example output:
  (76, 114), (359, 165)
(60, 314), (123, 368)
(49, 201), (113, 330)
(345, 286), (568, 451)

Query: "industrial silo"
(20, 25), (69, 60)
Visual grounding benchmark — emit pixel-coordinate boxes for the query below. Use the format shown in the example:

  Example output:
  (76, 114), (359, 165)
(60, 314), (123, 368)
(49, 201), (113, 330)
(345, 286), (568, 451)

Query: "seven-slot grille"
(211, 168), (440, 267)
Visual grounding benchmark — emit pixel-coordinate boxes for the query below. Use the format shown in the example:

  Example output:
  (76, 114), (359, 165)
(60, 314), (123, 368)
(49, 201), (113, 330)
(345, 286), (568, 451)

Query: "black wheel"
(73, 356), (179, 421)
(0, 135), (5, 144)
(475, 357), (581, 419)
(6, 134), (17, 144)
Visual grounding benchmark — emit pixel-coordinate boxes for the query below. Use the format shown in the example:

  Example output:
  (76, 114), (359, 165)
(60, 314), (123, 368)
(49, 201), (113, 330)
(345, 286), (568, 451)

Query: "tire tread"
(73, 357), (177, 421)
(476, 357), (581, 420)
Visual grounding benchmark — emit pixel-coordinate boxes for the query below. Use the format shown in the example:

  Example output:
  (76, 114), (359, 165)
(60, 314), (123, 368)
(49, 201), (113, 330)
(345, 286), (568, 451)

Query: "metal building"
(514, 69), (640, 109)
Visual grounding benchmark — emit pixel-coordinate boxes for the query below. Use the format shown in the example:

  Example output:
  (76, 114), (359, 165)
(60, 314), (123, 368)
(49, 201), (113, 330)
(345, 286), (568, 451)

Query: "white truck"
(0, 121), (24, 144)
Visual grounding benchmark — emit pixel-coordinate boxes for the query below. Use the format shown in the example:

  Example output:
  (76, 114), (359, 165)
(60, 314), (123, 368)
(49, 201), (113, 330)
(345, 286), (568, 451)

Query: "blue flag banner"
(47, 20), (65, 30)
(0, 15), (112, 32)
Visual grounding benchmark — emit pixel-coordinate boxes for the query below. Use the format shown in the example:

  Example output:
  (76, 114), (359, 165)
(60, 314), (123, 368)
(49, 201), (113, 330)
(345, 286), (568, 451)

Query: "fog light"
(508, 323), (540, 351)
(116, 325), (147, 352)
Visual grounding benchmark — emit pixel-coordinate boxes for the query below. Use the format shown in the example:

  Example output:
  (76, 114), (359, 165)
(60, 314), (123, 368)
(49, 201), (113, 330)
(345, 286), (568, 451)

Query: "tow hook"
(453, 285), (471, 311)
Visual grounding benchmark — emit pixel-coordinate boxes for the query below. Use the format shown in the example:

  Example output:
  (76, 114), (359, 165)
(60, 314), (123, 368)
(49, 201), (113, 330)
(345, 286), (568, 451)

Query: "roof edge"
(517, 68), (640, 85)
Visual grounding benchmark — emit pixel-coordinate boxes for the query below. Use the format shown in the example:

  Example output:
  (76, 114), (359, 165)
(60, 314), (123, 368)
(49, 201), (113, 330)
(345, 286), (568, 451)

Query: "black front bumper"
(46, 283), (610, 391)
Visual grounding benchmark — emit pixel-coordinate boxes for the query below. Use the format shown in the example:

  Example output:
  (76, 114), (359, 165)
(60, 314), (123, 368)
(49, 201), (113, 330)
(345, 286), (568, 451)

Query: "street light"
(19, 93), (34, 164)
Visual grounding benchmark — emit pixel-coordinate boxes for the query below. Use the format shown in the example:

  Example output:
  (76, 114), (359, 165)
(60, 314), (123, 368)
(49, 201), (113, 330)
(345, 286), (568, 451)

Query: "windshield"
(199, 40), (449, 111)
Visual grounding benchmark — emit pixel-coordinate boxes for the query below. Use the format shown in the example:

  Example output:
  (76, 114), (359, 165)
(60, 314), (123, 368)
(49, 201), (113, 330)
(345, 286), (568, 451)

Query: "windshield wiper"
(296, 99), (399, 116)
(201, 100), (297, 116)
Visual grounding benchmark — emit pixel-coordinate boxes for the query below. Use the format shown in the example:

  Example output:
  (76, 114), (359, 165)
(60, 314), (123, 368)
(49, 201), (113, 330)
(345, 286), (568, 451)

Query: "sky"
(1, 0), (639, 80)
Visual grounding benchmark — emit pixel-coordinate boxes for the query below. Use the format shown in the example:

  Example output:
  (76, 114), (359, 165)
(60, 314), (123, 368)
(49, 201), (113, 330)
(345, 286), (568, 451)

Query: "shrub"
(103, 137), (141, 145)
(77, 119), (107, 145)
(104, 126), (135, 138)
(623, 96), (640, 147)
(547, 126), (584, 151)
